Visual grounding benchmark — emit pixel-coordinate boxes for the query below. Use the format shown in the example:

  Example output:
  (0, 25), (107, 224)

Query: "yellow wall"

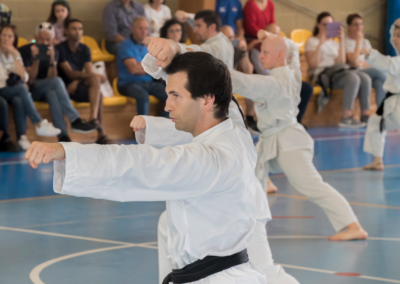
(11, 0), (386, 50)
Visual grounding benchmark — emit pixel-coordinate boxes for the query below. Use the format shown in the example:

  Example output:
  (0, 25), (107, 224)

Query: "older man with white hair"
(19, 22), (96, 142)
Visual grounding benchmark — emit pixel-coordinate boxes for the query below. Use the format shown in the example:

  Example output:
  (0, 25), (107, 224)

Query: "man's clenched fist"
(25, 142), (66, 169)
(130, 116), (147, 132)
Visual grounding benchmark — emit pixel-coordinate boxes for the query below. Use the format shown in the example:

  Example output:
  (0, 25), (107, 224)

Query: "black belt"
(377, 92), (395, 132)
(162, 249), (249, 284)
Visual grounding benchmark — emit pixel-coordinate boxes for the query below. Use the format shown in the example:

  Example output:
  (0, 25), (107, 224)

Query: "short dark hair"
(194, 10), (221, 32)
(165, 52), (232, 120)
(0, 25), (18, 48)
(346, 13), (363, 26)
(160, 18), (187, 43)
(65, 18), (83, 29)
(313, 11), (333, 36)
(47, 0), (71, 25)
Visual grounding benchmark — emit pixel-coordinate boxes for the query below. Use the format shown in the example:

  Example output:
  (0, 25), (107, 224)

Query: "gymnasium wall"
(10, 0), (386, 50)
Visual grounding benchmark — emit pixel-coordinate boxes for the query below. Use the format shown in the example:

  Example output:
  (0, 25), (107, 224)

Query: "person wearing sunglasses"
(18, 22), (96, 142)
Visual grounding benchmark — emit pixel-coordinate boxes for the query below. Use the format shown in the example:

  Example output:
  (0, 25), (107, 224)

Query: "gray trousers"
(321, 70), (372, 112)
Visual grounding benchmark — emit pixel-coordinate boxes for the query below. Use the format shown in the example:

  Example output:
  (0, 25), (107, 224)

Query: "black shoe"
(89, 119), (103, 132)
(361, 115), (369, 124)
(246, 116), (260, 134)
(95, 135), (111, 145)
(0, 140), (19, 152)
(58, 135), (71, 142)
(71, 118), (97, 134)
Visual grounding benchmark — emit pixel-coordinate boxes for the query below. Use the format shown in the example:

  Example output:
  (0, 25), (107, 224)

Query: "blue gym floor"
(1, 127), (399, 284)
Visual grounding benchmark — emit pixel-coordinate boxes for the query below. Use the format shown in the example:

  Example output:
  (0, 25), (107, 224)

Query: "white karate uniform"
(178, 32), (234, 70)
(364, 23), (400, 157)
(141, 54), (298, 284)
(229, 46), (359, 232)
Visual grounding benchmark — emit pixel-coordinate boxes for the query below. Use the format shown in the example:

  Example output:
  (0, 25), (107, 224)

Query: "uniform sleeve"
(136, 116), (193, 148)
(141, 53), (168, 81)
(53, 141), (236, 202)
(135, 102), (245, 148)
(286, 38), (300, 70)
(367, 49), (400, 76)
(230, 69), (280, 103)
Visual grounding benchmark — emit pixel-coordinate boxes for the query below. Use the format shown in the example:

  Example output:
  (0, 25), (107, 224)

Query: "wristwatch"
(48, 61), (57, 67)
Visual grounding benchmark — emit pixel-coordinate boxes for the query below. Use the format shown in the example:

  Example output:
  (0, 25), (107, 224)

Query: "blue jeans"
(118, 81), (169, 117)
(30, 77), (80, 137)
(361, 67), (387, 106)
(0, 83), (42, 139)
(0, 96), (9, 141)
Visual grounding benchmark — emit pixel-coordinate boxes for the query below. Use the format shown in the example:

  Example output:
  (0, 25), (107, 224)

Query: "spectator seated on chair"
(305, 12), (371, 128)
(103, 0), (146, 56)
(144, 0), (171, 37)
(19, 22), (96, 142)
(159, 18), (187, 43)
(57, 19), (110, 144)
(243, 0), (275, 41)
(345, 13), (386, 106)
(47, 0), (71, 45)
(117, 16), (168, 117)
(0, 24), (61, 150)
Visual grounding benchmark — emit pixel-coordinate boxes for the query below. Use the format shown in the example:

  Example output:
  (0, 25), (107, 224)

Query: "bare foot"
(363, 157), (384, 171)
(267, 178), (278, 194)
(363, 161), (384, 171)
(329, 222), (368, 241)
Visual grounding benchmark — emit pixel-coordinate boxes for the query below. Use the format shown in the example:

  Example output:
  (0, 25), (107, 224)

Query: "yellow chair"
(34, 102), (49, 110)
(290, 29), (312, 54)
(101, 38), (117, 62)
(112, 78), (160, 104)
(312, 86), (322, 96)
(185, 38), (192, 45)
(233, 94), (245, 100)
(81, 36), (115, 63)
(280, 31), (287, 38)
(17, 37), (29, 48)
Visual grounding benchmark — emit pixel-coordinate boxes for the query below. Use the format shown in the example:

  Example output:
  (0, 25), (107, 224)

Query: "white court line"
(268, 235), (400, 242)
(313, 132), (398, 142)
(1, 225), (397, 284)
(276, 263), (400, 284)
(0, 160), (30, 166)
(0, 226), (158, 246)
(29, 245), (136, 284)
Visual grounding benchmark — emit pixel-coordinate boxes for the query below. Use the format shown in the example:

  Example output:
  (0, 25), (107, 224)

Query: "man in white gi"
(362, 19), (400, 171)
(25, 50), (266, 284)
(229, 30), (368, 241)
(132, 47), (299, 284)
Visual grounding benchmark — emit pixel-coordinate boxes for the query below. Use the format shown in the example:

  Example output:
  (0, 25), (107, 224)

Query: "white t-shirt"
(345, 36), (372, 64)
(144, 4), (172, 37)
(0, 51), (28, 88)
(305, 37), (339, 76)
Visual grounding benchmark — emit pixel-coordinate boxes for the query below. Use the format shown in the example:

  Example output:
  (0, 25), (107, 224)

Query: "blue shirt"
(215, 0), (243, 34)
(56, 41), (91, 85)
(117, 37), (152, 86)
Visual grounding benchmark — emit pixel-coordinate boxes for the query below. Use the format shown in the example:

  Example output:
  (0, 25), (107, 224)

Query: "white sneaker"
(35, 119), (61, 137)
(18, 135), (31, 151)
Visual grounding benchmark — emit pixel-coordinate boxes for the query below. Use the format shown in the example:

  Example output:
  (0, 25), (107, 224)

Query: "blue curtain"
(386, 0), (400, 55)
